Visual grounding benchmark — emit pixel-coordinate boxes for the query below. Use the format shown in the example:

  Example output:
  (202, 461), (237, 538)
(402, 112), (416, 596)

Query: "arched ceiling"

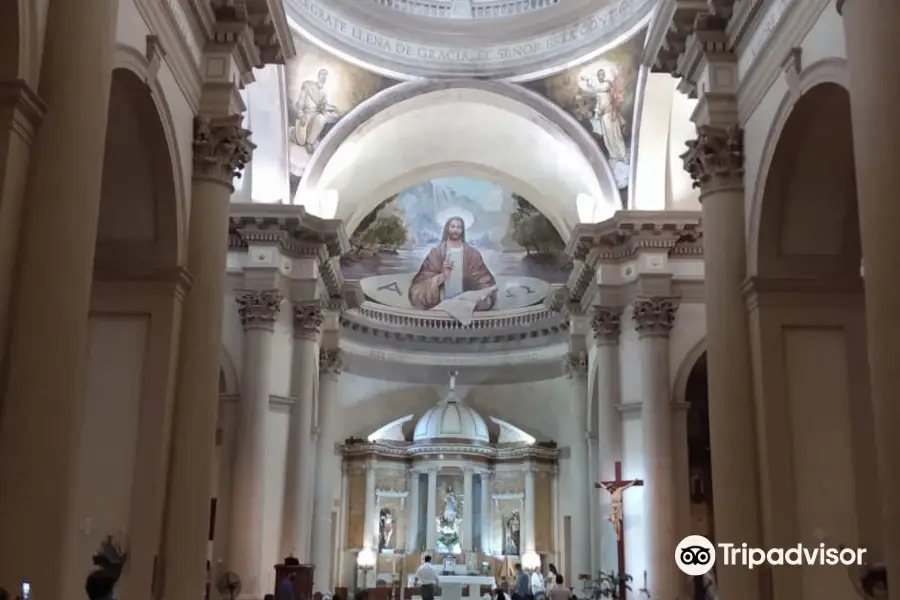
(284, 0), (657, 79)
(296, 83), (620, 237)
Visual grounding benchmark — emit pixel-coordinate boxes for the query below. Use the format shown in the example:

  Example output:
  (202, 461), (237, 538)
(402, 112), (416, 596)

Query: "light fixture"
(522, 551), (541, 571)
(356, 548), (377, 592)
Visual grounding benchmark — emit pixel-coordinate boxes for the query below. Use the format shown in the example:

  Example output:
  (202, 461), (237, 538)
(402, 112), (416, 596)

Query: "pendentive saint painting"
(285, 34), (397, 198)
(524, 29), (646, 205)
(341, 177), (571, 323)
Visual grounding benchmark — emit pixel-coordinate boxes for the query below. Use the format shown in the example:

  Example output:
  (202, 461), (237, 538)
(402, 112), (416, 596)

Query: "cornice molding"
(0, 80), (47, 139)
(342, 439), (559, 463)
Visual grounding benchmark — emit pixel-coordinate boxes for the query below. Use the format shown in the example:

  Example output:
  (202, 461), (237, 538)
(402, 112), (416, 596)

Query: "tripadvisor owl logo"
(676, 535), (716, 576)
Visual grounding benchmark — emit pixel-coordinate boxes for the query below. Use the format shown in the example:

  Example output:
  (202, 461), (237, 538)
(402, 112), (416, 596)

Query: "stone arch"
(295, 79), (619, 235)
(747, 58), (851, 276)
(94, 60), (183, 268)
(672, 336), (706, 406)
(219, 346), (239, 395)
(108, 45), (187, 265)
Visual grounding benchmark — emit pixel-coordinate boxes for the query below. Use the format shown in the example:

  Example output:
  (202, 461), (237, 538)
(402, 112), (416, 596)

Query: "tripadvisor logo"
(675, 535), (867, 575)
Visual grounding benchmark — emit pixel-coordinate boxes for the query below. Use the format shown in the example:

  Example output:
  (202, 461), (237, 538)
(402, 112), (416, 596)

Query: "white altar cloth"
(438, 575), (496, 600)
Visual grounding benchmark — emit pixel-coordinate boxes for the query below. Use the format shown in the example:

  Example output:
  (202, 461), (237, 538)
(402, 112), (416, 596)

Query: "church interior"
(0, 1), (897, 600)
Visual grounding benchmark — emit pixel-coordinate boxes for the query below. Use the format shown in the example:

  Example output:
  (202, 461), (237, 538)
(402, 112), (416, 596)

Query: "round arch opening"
(95, 68), (181, 270)
(753, 82), (860, 280)
(295, 80), (621, 240)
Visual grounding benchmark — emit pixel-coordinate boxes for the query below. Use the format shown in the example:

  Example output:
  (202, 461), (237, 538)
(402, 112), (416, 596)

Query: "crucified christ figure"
(597, 480), (639, 540)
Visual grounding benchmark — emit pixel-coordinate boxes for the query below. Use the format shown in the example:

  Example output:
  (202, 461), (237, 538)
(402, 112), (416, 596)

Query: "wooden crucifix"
(595, 461), (644, 600)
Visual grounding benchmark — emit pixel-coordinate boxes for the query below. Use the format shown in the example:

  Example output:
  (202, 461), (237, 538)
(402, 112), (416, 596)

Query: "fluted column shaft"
(0, 0), (119, 593)
(280, 304), (323, 561)
(591, 307), (623, 575)
(480, 470), (492, 554)
(363, 460), (378, 550)
(523, 464), (536, 554)
(311, 348), (342, 593)
(682, 125), (762, 600)
(633, 298), (679, 599)
(408, 470), (421, 552)
(229, 290), (283, 598)
(426, 469), (438, 551)
(839, 2), (900, 595)
(463, 468), (475, 551)
(563, 353), (591, 579)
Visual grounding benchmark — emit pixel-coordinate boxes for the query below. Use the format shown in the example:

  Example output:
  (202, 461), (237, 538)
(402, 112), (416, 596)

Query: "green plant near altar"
(438, 530), (459, 549)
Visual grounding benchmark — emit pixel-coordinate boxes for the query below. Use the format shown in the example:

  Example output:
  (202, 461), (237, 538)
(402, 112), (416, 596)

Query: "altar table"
(438, 575), (496, 600)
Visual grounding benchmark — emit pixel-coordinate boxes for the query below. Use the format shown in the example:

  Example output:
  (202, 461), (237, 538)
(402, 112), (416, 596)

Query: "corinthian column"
(229, 290), (283, 598)
(632, 298), (679, 599)
(837, 2), (900, 593)
(480, 470), (492, 554)
(591, 307), (623, 575)
(462, 467), (475, 552)
(280, 303), (324, 561)
(523, 463), (536, 554)
(161, 116), (254, 600)
(563, 352), (591, 580)
(682, 125), (762, 600)
(311, 348), (342, 593)
(407, 469), (421, 552)
(0, 0), (119, 593)
(426, 468), (438, 551)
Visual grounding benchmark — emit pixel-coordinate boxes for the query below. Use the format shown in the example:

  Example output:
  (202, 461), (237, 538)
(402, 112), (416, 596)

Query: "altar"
(438, 575), (496, 600)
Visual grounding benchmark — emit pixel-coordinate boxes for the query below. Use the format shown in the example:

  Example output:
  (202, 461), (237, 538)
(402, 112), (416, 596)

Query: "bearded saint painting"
(408, 216), (497, 311)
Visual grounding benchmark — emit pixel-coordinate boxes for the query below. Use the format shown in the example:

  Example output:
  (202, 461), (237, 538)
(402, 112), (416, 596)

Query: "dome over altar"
(412, 388), (490, 443)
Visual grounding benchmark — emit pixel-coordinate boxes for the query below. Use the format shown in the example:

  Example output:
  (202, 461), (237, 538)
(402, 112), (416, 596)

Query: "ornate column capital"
(293, 303), (324, 340)
(236, 289), (283, 329)
(591, 306), (622, 344)
(681, 125), (744, 192)
(319, 348), (343, 377)
(632, 297), (679, 337)
(563, 351), (588, 379)
(192, 115), (254, 189)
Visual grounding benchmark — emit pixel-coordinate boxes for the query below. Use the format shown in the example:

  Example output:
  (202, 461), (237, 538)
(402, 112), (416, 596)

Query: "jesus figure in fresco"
(408, 216), (497, 311)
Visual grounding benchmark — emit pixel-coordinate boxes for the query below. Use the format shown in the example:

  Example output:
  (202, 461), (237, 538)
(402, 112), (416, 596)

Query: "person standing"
(513, 564), (531, 600)
(415, 555), (440, 600)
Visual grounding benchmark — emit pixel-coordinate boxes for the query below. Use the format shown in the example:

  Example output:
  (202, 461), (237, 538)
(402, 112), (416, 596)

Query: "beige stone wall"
(346, 468), (366, 549)
(534, 470), (554, 552)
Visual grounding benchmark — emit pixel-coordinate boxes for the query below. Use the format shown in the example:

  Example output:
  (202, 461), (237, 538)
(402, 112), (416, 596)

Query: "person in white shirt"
(530, 569), (545, 600)
(415, 555), (440, 600)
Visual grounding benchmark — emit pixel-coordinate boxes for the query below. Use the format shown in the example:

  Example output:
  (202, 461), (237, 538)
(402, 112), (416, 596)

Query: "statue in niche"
(504, 510), (521, 556)
(379, 507), (394, 551)
(436, 486), (462, 553)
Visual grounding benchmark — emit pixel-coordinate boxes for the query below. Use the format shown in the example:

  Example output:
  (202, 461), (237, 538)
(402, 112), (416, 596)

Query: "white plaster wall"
(247, 65), (290, 204)
(66, 316), (149, 599)
(633, 74), (676, 211)
(667, 92), (700, 210)
(742, 0), (846, 239)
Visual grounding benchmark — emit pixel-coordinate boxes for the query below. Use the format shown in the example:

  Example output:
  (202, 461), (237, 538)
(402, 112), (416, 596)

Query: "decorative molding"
(681, 125), (744, 191)
(782, 47), (803, 98)
(293, 302), (324, 340)
(0, 80), (47, 135)
(144, 35), (166, 86)
(375, 490), (409, 499)
(285, 0), (656, 80)
(616, 402), (642, 416)
(319, 348), (343, 376)
(344, 439), (559, 462)
(192, 115), (254, 188)
(236, 289), (284, 328)
(563, 351), (588, 378)
(590, 306), (622, 342)
(632, 297), (679, 337)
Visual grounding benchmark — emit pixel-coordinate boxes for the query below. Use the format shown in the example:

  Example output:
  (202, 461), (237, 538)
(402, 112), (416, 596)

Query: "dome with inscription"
(413, 376), (490, 443)
(284, 0), (656, 79)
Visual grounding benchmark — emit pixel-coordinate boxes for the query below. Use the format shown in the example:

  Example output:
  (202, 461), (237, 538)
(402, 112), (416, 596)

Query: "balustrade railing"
(368, 0), (559, 18)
